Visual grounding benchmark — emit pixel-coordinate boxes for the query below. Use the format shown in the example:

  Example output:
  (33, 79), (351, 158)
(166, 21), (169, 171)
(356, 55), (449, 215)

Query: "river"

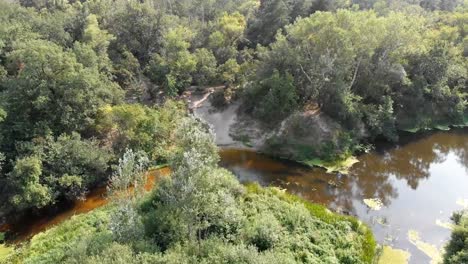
(2, 167), (171, 243)
(3, 129), (468, 263)
(220, 129), (468, 263)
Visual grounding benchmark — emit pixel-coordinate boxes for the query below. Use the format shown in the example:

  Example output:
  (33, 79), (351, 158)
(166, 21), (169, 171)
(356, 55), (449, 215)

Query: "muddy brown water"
(2, 167), (171, 243)
(3, 130), (468, 264)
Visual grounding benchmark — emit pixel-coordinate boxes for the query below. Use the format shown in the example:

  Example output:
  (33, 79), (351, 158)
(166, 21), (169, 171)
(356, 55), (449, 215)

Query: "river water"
(3, 167), (171, 243)
(3, 129), (468, 263)
(220, 129), (468, 263)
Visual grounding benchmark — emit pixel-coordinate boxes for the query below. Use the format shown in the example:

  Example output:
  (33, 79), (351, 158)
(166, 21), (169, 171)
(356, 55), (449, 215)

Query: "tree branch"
(349, 59), (361, 91)
(299, 63), (314, 86)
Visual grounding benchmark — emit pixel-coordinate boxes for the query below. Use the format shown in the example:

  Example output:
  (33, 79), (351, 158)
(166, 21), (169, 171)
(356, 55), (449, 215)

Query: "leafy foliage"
(245, 71), (298, 123)
(7, 133), (112, 211)
(0, 1), (465, 263)
(444, 210), (468, 264)
(1, 39), (122, 144)
(247, 8), (467, 147)
(94, 101), (186, 159)
(7, 117), (376, 264)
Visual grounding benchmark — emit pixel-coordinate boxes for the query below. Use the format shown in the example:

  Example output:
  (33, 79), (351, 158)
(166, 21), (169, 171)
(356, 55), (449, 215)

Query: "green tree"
(108, 149), (149, 200)
(81, 14), (115, 73)
(108, 149), (149, 243)
(218, 58), (241, 85)
(141, 117), (244, 249)
(35, 133), (112, 201)
(246, 0), (295, 46)
(251, 10), (435, 137)
(94, 102), (185, 160)
(83, 14), (115, 55)
(112, 49), (142, 96)
(145, 27), (197, 96)
(8, 156), (52, 210)
(1, 39), (122, 150)
(208, 12), (246, 63)
(109, 2), (172, 63)
(193, 48), (218, 86)
(215, 12), (246, 46)
(444, 210), (468, 264)
(249, 71), (299, 123)
(246, 0), (352, 46)
(7, 133), (112, 212)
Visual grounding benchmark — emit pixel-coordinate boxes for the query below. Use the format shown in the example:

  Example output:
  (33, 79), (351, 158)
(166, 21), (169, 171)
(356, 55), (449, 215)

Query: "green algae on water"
(378, 246), (411, 264)
(363, 198), (384, 211)
(302, 156), (359, 174)
(407, 230), (442, 264)
(402, 116), (468, 133)
(436, 219), (454, 230)
(456, 198), (468, 208)
(374, 217), (390, 227)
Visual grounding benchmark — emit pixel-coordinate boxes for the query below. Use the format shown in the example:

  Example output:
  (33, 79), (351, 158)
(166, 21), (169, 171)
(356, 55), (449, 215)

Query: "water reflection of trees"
(288, 133), (450, 215)
(433, 131), (468, 173)
(220, 130), (468, 216)
(364, 141), (444, 190)
(341, 130), (468, 214)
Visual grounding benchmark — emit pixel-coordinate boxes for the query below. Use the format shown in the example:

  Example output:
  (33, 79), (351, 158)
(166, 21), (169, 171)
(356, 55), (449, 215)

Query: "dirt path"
(186, 85), (225, 110)
(191, 88), (215, 109)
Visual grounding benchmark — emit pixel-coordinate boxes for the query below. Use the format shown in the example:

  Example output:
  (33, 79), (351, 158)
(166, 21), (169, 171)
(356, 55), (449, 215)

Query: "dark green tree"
(1, 39), (122, 150)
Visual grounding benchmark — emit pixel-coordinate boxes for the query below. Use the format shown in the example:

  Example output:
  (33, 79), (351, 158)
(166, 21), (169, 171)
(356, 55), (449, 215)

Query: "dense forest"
(0, 0), (466, 263)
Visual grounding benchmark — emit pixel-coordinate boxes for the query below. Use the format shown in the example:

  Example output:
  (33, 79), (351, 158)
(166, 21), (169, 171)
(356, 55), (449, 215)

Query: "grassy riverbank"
(402, 115), (468, 133)
(3, 184), (377, 263)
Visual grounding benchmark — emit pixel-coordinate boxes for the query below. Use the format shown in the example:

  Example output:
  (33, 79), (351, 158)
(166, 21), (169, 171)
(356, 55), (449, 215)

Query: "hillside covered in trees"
(0, 0), (466, 263)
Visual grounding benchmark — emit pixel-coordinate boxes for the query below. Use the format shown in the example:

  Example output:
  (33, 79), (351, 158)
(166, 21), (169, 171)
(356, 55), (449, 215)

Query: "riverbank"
(190, 89), (468, 175)
(2, 172), (377, 264)
(189, 90), (357, 173)
(0, 167), (170, 244)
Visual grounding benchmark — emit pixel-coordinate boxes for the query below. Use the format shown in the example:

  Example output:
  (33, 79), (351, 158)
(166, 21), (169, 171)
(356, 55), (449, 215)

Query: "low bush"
(444, 210), (468, 264)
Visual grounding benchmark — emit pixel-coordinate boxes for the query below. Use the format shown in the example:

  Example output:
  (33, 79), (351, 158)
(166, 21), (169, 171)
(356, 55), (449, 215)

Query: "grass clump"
(0, 245), (13, 262)
(5, 207), (113, 264)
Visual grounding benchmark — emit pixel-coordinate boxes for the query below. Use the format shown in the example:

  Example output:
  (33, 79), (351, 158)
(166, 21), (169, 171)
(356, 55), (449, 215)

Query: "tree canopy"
(0, 0), (466, 262)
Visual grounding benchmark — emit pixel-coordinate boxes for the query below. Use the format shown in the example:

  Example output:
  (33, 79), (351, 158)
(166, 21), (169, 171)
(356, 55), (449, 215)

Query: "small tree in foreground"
(444, 210), (468, 264)
(108, 149), (149, 243)
(141, 117), (244, 249)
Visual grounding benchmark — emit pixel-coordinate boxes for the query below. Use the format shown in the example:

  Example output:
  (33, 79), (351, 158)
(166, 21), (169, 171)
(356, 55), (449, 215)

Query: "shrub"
(444, 210), (468, 264)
